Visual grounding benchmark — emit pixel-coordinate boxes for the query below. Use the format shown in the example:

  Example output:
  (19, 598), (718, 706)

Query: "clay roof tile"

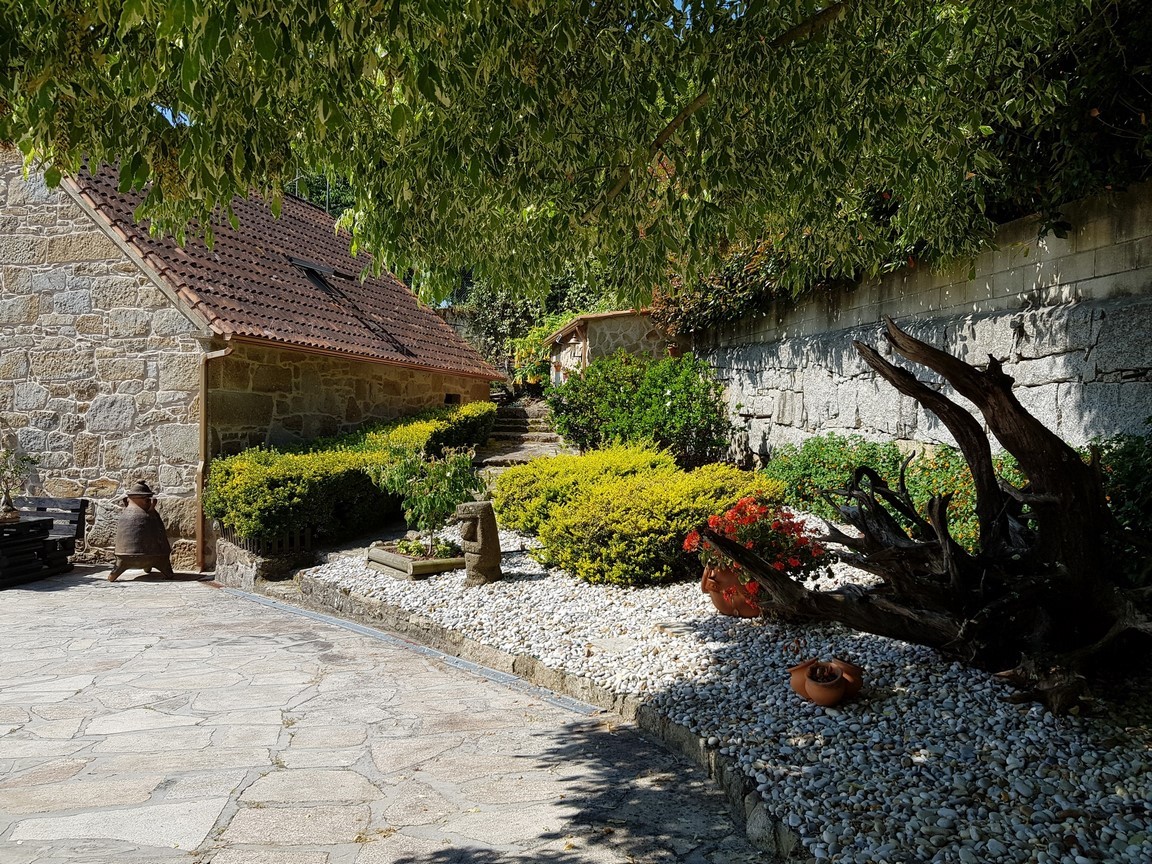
(74, 166), (500, 381)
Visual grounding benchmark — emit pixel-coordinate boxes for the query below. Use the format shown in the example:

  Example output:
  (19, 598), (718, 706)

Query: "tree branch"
(581, 0), (855, 223)
(854, 338), (1008, 553)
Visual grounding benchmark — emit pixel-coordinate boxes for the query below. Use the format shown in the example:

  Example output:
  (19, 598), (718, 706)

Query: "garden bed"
(294, 525), (1152, 864)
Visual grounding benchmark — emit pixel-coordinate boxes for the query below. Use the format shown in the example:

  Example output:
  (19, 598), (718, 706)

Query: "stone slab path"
(0, 569), (761, 864)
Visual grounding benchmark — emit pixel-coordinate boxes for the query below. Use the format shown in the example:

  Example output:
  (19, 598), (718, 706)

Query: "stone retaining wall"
(699, 183), (1152, 461)
(211, 539), (316, 591)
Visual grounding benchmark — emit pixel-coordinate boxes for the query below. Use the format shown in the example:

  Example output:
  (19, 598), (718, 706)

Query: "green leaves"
(2, 0), (1137, 308)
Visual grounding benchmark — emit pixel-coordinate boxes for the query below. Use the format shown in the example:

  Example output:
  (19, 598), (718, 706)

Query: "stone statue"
(455, 500), (502, 586)
(109, 481), (174, 581)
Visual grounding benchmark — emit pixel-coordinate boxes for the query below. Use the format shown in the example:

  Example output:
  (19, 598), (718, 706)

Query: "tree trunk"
(707, 317), (1151, 713)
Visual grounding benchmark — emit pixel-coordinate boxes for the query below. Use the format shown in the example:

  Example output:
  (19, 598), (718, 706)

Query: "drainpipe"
(197, 342), (232, 572)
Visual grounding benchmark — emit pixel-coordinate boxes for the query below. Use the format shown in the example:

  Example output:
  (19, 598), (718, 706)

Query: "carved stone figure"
(455, 500), (502, 586)
(109, 481), (174, 581)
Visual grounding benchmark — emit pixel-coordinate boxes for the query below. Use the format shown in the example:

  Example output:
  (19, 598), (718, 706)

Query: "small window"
(444, 393), (462, 405)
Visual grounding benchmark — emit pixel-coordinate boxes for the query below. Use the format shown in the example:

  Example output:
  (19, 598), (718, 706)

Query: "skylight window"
(290, 257), (415, 357)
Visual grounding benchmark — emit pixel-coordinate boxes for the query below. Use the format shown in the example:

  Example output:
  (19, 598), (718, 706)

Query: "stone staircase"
(473, 399), (573, 474)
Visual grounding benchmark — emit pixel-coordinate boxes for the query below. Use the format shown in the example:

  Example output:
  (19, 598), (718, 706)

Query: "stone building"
(547, 310), (674, 385)
(0, 151), (500, 569)
(698, 182), (1152, 463)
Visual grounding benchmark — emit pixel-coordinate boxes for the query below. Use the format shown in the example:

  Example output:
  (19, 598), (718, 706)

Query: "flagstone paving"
(0, 569), (761, 863)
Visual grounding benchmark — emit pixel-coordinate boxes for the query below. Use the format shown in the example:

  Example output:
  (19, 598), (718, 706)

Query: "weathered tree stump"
(705, 317), (1152, 712)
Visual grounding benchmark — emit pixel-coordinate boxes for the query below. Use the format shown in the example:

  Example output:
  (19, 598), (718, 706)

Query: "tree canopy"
(2, 1), (1148, 304)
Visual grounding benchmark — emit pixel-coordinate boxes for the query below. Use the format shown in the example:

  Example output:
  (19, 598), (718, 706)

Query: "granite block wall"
(207, 340), (492, 456)
(0, 149), (204, 566)
(699, 183), (1152, 463)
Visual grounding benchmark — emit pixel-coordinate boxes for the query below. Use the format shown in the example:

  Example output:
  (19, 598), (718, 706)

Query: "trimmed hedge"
(492, 446), (783, 586)
(205, 402), (496, 542)
(492, 445), (679, 535)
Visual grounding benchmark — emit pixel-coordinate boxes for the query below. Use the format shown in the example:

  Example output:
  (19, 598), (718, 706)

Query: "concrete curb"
(281, 570), (804, 860)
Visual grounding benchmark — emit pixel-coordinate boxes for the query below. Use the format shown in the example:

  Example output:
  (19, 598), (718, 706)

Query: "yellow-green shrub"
(204, 402), (496, 541)
(537, 463), (785, 586)
(311, 401), (496, 456)
(492, 445), (678, 535)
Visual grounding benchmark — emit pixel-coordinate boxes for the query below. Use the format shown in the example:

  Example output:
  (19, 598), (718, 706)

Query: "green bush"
(377, 447), (484, 556)
(204, 402), (496, 542)
(763, 425), (1152, 581)
(203, 448), (388, 542)
(492, 445), (679, 535)
(537, 463), (785, 586)
(1096, 419), (1152, 535)
(761, 434), (1028, 550)
(1096, 419), (1152, 586)
(545, 351), (732, 467)
(307, 401), (496, 456)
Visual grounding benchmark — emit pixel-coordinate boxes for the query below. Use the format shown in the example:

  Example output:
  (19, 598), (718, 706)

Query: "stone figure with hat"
(108, 481), (174, 581)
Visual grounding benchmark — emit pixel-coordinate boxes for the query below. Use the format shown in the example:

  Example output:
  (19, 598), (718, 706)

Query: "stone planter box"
(214, 539), (315, 591)
(366, 546), (465, 581)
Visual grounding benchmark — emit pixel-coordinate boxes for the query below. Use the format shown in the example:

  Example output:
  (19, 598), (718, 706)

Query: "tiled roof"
(72, 167), (500, 380)
(546, 309), (652, 343)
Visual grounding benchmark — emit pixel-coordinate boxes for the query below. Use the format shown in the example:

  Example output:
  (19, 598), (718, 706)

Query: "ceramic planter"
(787, 656), (864, 706)
(829, 657), (864, 698)
(804, 662), (847, 706)
(701, 564), (762, 617)
(788, 658), (818, 696)
(366, 545), (465, 581)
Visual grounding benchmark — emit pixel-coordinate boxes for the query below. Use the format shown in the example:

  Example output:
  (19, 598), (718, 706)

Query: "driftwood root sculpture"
(705, 317), (1151, 713)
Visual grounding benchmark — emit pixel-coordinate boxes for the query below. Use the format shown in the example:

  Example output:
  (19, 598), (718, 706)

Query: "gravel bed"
(302, 528), (1152, 864)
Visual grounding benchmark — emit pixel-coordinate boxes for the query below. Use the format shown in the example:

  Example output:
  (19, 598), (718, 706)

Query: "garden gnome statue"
(108, 481), (174, 582)
(455, 500), (502, 586)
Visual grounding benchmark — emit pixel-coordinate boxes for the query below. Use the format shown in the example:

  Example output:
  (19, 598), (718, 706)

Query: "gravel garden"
(302, 525), (1152, 864)
(205, 353), (1152, 864)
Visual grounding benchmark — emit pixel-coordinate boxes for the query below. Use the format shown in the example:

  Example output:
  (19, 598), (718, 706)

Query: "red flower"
(686, 496), (831, 580)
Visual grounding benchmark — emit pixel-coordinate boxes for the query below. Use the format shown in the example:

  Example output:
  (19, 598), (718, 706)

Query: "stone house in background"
(0, 150), (500, 570)
(547, 310), (675, 385)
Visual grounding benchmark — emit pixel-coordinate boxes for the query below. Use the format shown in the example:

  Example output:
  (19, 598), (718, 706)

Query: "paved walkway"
(0, 569), (759, 864)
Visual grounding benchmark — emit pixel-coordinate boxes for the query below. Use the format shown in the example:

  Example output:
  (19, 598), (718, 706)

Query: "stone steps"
(472, 400), (573, 475)
(490, 430), (562, 443)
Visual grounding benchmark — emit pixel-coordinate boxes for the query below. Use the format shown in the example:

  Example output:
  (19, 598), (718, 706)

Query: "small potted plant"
(684, 497), (828, 617)
(0, 448), (38, 521)
(367, 447), (484, 580)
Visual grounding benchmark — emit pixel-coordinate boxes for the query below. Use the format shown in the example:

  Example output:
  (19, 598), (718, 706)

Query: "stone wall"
(0, 149), (204, 565)
(587, 313), (667, 360)
(699, 182), (1152, 462)
(550, 313), (670, 384)
(207, 339), (492, 455)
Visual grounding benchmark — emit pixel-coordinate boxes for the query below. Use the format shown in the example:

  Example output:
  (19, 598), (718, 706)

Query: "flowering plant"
(684, 496), (827, 585)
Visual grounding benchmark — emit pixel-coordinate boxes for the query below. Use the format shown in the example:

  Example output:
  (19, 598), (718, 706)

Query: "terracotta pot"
(701, 564), (761, 618)
(829, 657), (864, 698)
(787, 658), (818, 696)
(804, 662), (847, 707)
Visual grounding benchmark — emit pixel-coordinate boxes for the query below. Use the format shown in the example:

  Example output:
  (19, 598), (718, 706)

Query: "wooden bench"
(14, 496), (87, 558)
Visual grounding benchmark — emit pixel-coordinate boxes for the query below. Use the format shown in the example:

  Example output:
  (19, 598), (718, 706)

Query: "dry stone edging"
(283, 567), (805, 860)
